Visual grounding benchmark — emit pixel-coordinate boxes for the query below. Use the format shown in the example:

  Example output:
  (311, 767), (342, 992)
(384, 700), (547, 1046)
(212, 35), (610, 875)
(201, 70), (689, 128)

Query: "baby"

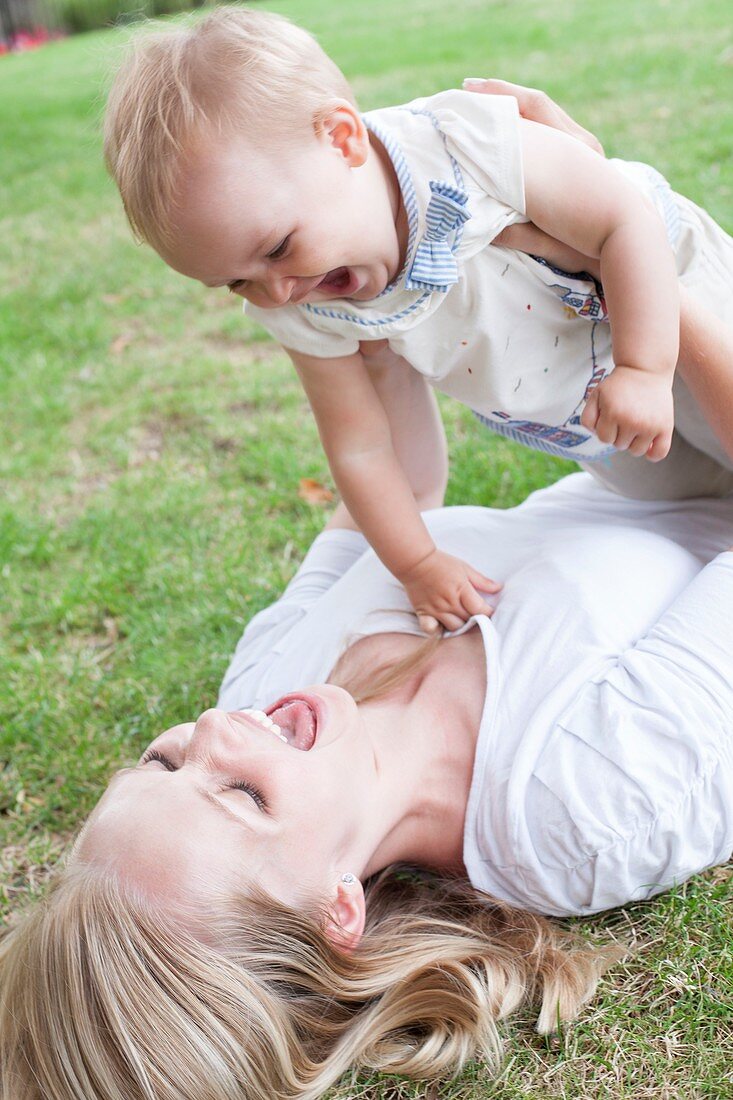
(105, 7), (733, 632)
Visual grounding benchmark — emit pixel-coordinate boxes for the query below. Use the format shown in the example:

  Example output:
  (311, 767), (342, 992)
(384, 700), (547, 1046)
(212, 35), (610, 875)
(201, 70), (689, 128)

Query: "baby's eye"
(267, 235), (291, 261)
(227, 279), (249, 294)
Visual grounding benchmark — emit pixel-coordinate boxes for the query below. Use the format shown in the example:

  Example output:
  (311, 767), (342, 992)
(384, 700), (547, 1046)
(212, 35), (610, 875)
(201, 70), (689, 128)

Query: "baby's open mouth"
(316, 267), (353, 295)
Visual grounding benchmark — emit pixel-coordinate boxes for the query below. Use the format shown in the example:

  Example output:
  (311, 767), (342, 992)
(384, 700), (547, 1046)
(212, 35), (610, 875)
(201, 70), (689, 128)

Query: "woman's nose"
(188, 708), (235, 756)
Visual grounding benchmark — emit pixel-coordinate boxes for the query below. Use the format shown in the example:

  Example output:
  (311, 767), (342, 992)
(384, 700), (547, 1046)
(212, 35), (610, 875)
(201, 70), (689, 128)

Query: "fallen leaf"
(298, 478), (334, 504)
(110, 333), (133, 355)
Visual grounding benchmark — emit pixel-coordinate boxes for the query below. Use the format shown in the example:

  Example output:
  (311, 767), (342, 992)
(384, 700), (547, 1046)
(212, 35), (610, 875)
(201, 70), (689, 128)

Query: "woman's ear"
(314, 102), (369, 168)
(323, 873), (366, 952)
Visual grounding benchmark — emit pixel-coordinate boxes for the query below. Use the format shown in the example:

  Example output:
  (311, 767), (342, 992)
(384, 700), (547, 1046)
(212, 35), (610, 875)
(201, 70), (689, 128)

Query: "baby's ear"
(314, 101), (369, 167)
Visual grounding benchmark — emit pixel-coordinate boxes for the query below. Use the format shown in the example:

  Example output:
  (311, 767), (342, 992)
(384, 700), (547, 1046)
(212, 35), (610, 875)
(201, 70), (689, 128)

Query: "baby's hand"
(400, 549), (502, 634)
(581, 366), (674, 461)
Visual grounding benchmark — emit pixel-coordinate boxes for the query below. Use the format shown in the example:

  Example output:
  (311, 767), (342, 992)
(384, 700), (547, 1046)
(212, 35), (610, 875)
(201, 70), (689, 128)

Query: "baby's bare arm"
(288, 346), (499, 631)
(495, 225), (733, 462)
(358, 339), (448, 511)
(287, 346), (437, 577)
(322, 342), (447, 531)
(520, 118), (679, 382)
(515, 121), (678, 458)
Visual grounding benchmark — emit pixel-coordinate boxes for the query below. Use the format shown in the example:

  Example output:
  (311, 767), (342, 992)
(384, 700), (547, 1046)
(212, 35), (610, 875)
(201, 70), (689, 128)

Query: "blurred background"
(0, 0), (204, 49)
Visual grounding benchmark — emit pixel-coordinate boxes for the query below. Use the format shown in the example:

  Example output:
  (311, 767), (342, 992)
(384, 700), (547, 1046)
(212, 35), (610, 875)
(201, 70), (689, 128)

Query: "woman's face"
(76, 687), (377, 913)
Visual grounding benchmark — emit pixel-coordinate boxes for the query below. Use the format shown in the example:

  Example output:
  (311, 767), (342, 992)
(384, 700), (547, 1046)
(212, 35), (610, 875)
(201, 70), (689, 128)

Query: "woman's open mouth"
(265, 696), (319, 751)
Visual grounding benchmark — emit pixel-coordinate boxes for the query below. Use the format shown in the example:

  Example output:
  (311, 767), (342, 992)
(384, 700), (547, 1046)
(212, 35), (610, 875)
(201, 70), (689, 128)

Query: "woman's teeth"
(240, 708), (288, 743)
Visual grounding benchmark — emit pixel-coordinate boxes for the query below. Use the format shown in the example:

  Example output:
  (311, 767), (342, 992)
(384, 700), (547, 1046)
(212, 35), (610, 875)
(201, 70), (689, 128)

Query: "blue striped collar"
(362, 114), (420, 299)
(302, 106), (470, 326)
(363, 113), (471, 297)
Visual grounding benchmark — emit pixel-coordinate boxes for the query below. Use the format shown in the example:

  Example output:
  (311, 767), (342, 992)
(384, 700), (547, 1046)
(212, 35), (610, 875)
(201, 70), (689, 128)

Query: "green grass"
(1, 0), (732, 1096)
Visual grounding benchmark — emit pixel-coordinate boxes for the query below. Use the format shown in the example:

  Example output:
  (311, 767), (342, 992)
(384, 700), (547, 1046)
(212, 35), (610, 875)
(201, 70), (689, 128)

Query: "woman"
(3, 91), (733, 1100)
(3, 470), (733, 1099)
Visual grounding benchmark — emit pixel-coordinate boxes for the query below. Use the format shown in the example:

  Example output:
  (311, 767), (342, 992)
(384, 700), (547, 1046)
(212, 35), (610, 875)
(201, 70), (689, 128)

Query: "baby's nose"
(266, 275), (295, 306)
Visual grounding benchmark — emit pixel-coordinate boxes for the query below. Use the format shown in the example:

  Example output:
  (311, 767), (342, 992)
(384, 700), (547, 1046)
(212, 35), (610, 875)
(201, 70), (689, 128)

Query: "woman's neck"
(338, 629), (487, 879)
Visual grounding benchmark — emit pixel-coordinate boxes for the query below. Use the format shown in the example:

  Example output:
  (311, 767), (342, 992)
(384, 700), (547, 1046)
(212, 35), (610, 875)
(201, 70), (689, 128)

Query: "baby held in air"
(104, 7), (733, 632)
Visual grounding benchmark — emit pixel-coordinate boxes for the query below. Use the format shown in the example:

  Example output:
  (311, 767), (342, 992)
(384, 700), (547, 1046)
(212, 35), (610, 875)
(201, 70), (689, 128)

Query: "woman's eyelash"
(140, 750), (267, 810)
(141, 748), (176, 770)
(228, 779), (267, 811)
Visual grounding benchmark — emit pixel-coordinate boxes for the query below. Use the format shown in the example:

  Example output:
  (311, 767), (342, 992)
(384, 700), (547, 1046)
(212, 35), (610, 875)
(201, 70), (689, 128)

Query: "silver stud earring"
(341, 872), (357, 885)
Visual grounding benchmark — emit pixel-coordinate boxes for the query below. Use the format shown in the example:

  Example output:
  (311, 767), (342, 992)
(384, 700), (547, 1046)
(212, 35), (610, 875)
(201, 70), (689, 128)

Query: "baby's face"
(160, 104), (406, 308)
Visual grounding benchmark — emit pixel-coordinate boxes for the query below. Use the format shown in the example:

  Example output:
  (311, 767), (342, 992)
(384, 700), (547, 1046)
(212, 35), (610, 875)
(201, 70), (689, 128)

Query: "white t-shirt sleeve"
(216, 529), (368, 709)
(424, 89), (526, 227)
(245, 302), (360, 358)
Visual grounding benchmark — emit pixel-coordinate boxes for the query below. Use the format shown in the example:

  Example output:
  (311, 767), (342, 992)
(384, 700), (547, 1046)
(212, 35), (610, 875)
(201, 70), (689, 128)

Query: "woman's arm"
(216, 523), (370, 708)
(675, 293), (733, 465)
(462, 78), (605, 154)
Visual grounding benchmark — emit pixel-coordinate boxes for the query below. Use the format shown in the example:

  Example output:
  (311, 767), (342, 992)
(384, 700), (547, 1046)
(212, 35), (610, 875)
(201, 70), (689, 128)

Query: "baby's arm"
(520, 120), (678, 460)
(495, 223), (733, 464)
(287, 346), (500, 632)
(358, 339), (448, 512)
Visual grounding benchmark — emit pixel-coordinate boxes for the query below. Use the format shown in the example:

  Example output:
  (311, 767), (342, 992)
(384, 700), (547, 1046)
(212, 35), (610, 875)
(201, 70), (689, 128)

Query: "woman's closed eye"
(141, 748), (176, 770)
(139, 748), (267, 810)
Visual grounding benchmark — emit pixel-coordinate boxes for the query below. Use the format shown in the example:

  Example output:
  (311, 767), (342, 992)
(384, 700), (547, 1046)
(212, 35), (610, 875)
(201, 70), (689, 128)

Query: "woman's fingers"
(462, 77), (604, 156)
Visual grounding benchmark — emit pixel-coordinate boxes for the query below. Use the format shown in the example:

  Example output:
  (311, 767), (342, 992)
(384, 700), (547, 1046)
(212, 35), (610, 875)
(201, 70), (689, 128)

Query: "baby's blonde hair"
(0, 859), (620, 1100)
(104, 6), (357, 251)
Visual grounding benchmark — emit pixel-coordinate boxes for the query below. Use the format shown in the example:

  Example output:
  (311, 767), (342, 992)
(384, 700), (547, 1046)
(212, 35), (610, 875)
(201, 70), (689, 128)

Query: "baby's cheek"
(241, 286), (273, 308)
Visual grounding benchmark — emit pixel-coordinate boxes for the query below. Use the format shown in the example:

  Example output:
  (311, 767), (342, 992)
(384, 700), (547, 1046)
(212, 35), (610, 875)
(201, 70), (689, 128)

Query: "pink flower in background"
(1, 25), (64, 55)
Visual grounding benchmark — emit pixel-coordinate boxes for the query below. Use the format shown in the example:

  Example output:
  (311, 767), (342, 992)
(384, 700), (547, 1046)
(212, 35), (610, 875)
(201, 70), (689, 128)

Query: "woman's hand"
(463, 78), (604, 274)
(462, 77), (604, 155)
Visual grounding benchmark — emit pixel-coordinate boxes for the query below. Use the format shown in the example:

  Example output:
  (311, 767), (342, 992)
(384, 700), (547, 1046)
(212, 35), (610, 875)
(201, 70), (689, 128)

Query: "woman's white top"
(244, 90), (703, 463)
(217, 474), (733, 917)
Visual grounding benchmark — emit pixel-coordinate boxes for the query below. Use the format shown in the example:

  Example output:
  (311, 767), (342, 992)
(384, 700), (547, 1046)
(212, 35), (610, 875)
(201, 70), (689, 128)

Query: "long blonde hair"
(0, 858), (619, 1100)
(103, 6), (357, 251)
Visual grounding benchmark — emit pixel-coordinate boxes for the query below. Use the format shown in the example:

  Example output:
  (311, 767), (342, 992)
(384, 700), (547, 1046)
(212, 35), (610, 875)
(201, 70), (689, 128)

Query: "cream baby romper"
(246, 90), (733, 499)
